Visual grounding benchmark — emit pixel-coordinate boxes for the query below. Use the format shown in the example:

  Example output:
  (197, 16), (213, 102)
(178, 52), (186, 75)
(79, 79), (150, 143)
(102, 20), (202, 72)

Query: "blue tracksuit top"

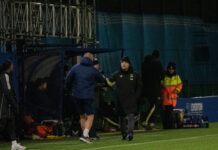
(66, 57), (104, 99)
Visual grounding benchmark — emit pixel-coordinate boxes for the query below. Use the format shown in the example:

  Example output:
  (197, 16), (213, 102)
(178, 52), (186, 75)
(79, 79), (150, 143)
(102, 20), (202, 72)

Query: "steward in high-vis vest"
(161, 62), (183, 129)
(106, 56), (142, 141)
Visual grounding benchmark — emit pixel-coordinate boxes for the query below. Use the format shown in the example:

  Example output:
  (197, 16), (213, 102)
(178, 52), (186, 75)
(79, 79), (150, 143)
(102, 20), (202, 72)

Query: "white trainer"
(11, 141), (26, 150)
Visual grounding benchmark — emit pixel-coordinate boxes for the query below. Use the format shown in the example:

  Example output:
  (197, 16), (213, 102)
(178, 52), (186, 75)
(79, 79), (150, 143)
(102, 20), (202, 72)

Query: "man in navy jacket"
(66, 52), (105, 143)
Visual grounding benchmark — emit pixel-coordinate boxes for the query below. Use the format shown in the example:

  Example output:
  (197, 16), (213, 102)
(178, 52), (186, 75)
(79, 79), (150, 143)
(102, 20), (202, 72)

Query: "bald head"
(84, 52), (94, 61)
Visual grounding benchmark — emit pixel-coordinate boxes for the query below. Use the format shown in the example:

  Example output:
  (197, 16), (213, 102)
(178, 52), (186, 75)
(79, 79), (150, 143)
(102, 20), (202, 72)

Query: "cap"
(121, 56), (131, 64)
(167, 62), (176, 70)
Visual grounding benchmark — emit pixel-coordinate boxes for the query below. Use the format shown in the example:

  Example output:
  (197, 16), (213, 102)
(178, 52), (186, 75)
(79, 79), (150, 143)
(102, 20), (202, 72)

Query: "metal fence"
(0, 0), (96, 48)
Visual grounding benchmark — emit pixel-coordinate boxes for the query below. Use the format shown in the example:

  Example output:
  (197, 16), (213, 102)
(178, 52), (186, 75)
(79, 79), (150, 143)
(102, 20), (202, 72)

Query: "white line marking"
(83, 134), (218, 150)
(26, 136), (115, 148)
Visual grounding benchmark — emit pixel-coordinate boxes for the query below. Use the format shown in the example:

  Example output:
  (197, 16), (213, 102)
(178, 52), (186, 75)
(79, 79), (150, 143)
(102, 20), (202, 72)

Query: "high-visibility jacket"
(161, 74), (182, 107)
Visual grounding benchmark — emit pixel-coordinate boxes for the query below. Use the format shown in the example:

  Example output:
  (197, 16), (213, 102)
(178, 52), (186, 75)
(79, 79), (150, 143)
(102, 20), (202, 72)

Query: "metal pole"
(26, 1), (29, 35)
(45, 0), (49, 37)
(0, 0), (96, 48)
(11, 0), (16, 53)
(29, 0), (32, 39)
(81, 0), (87, 48)
(93, 0), (97, 47)
(52, 4), (55, 36)
(76, 0), (80, 45)
(2, 0), (6, 52)
(64, 6), (67, 37)
(39, 3), (43, 36)
(68, 0), (71, 38)
(0, 1), (2, 50)
(60, 0), (62, 38)
(84, 0), (87, 48)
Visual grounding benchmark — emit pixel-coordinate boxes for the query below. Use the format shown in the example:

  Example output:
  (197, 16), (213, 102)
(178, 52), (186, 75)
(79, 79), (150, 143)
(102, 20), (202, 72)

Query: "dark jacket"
(109, 67), (142, 115)
(66, 57), (105, 100)
(0, 73), (17, 120)
(142, 57), (164, 98)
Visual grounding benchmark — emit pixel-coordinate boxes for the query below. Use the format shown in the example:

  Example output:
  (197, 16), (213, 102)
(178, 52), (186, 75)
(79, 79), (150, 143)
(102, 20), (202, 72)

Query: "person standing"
(26, 78), (57, 122)
(107, 56), (142, 141)
(0, 60), (26, 150)
(66, 52), (105, 144)
(161, 62), (183, 129)
(89, 58), (106, 140)
(141, 50), (164, 129)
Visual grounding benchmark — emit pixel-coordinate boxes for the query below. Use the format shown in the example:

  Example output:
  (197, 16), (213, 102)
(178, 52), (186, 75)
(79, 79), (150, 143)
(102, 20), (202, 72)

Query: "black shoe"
(90, 135), (100, 141)
(127, 132), (133, 141)
(122, 134), (127, 140)
(79, 135), (92, 144)
(128, 135), (133, 141)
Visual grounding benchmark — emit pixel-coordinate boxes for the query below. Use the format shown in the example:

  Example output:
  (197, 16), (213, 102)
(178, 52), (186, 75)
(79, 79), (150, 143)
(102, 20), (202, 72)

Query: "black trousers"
(120, 113), (135, 137)
(1, 117), (17, 141)
(162, 105), (174, 129)
(145, 96), (161, 124)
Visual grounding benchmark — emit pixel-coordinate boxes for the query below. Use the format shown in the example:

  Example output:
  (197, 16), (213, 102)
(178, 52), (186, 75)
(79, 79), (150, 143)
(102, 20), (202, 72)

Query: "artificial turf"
(1, 123), (218, 150)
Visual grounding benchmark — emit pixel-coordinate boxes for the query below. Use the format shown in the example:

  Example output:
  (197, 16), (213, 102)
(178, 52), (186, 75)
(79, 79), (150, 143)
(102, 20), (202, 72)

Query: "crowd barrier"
(176, 96), (218, 122)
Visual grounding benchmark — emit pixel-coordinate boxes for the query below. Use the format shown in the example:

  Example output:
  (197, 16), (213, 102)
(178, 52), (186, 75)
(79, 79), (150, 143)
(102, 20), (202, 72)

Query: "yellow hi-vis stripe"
(145, 104), (156, 125)
(106, 78), (116, 87)
(104, 117), (120, 127)
(165, 98), (177, 100)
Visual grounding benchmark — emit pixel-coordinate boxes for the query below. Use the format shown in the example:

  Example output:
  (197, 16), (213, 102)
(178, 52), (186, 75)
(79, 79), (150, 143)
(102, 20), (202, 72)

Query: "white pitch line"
(26, 136), (115, 148)
(83, 134), (218, 150)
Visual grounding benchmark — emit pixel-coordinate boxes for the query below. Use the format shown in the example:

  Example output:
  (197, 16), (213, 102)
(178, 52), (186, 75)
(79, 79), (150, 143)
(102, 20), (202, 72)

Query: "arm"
(158, 62), (165, 81)
(106, 71), (117, 87)
(65, 67), (75, 89)
(95, 70), (106, 84)
(175, 75), (183, 94)
(0, 74), (17, 111)
(106, 78), (116, 87)
(135, 73), (143, 100)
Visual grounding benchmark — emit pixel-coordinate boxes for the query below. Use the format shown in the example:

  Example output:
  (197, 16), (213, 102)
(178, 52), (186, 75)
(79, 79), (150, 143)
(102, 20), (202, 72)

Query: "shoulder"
(91, 67), (101, 74)
(0, 73), (6, 80)
(73, 63), (80, 69)
(175, 74), (180, 77)
(0, 74), (3, 83)
(69, 64), (79, 72)
(175, 74), (181, 79)
(133, 71), (140, 76)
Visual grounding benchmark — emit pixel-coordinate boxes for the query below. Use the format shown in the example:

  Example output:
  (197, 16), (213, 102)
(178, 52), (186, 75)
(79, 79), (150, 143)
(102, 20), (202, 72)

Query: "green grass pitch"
(1, 123), (218, 150)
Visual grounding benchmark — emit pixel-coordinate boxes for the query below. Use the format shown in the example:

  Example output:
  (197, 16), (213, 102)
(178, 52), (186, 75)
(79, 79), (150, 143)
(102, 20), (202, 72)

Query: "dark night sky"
(96, 0), (218, 23)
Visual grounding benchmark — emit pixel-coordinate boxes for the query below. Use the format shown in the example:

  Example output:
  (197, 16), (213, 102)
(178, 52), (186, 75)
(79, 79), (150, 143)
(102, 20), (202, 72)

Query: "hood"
(80, 57), (93, 66)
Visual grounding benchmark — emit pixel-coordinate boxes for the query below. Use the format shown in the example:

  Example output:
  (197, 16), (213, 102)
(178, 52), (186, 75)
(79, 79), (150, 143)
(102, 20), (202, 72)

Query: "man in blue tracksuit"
(66, 52), (105, 144)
